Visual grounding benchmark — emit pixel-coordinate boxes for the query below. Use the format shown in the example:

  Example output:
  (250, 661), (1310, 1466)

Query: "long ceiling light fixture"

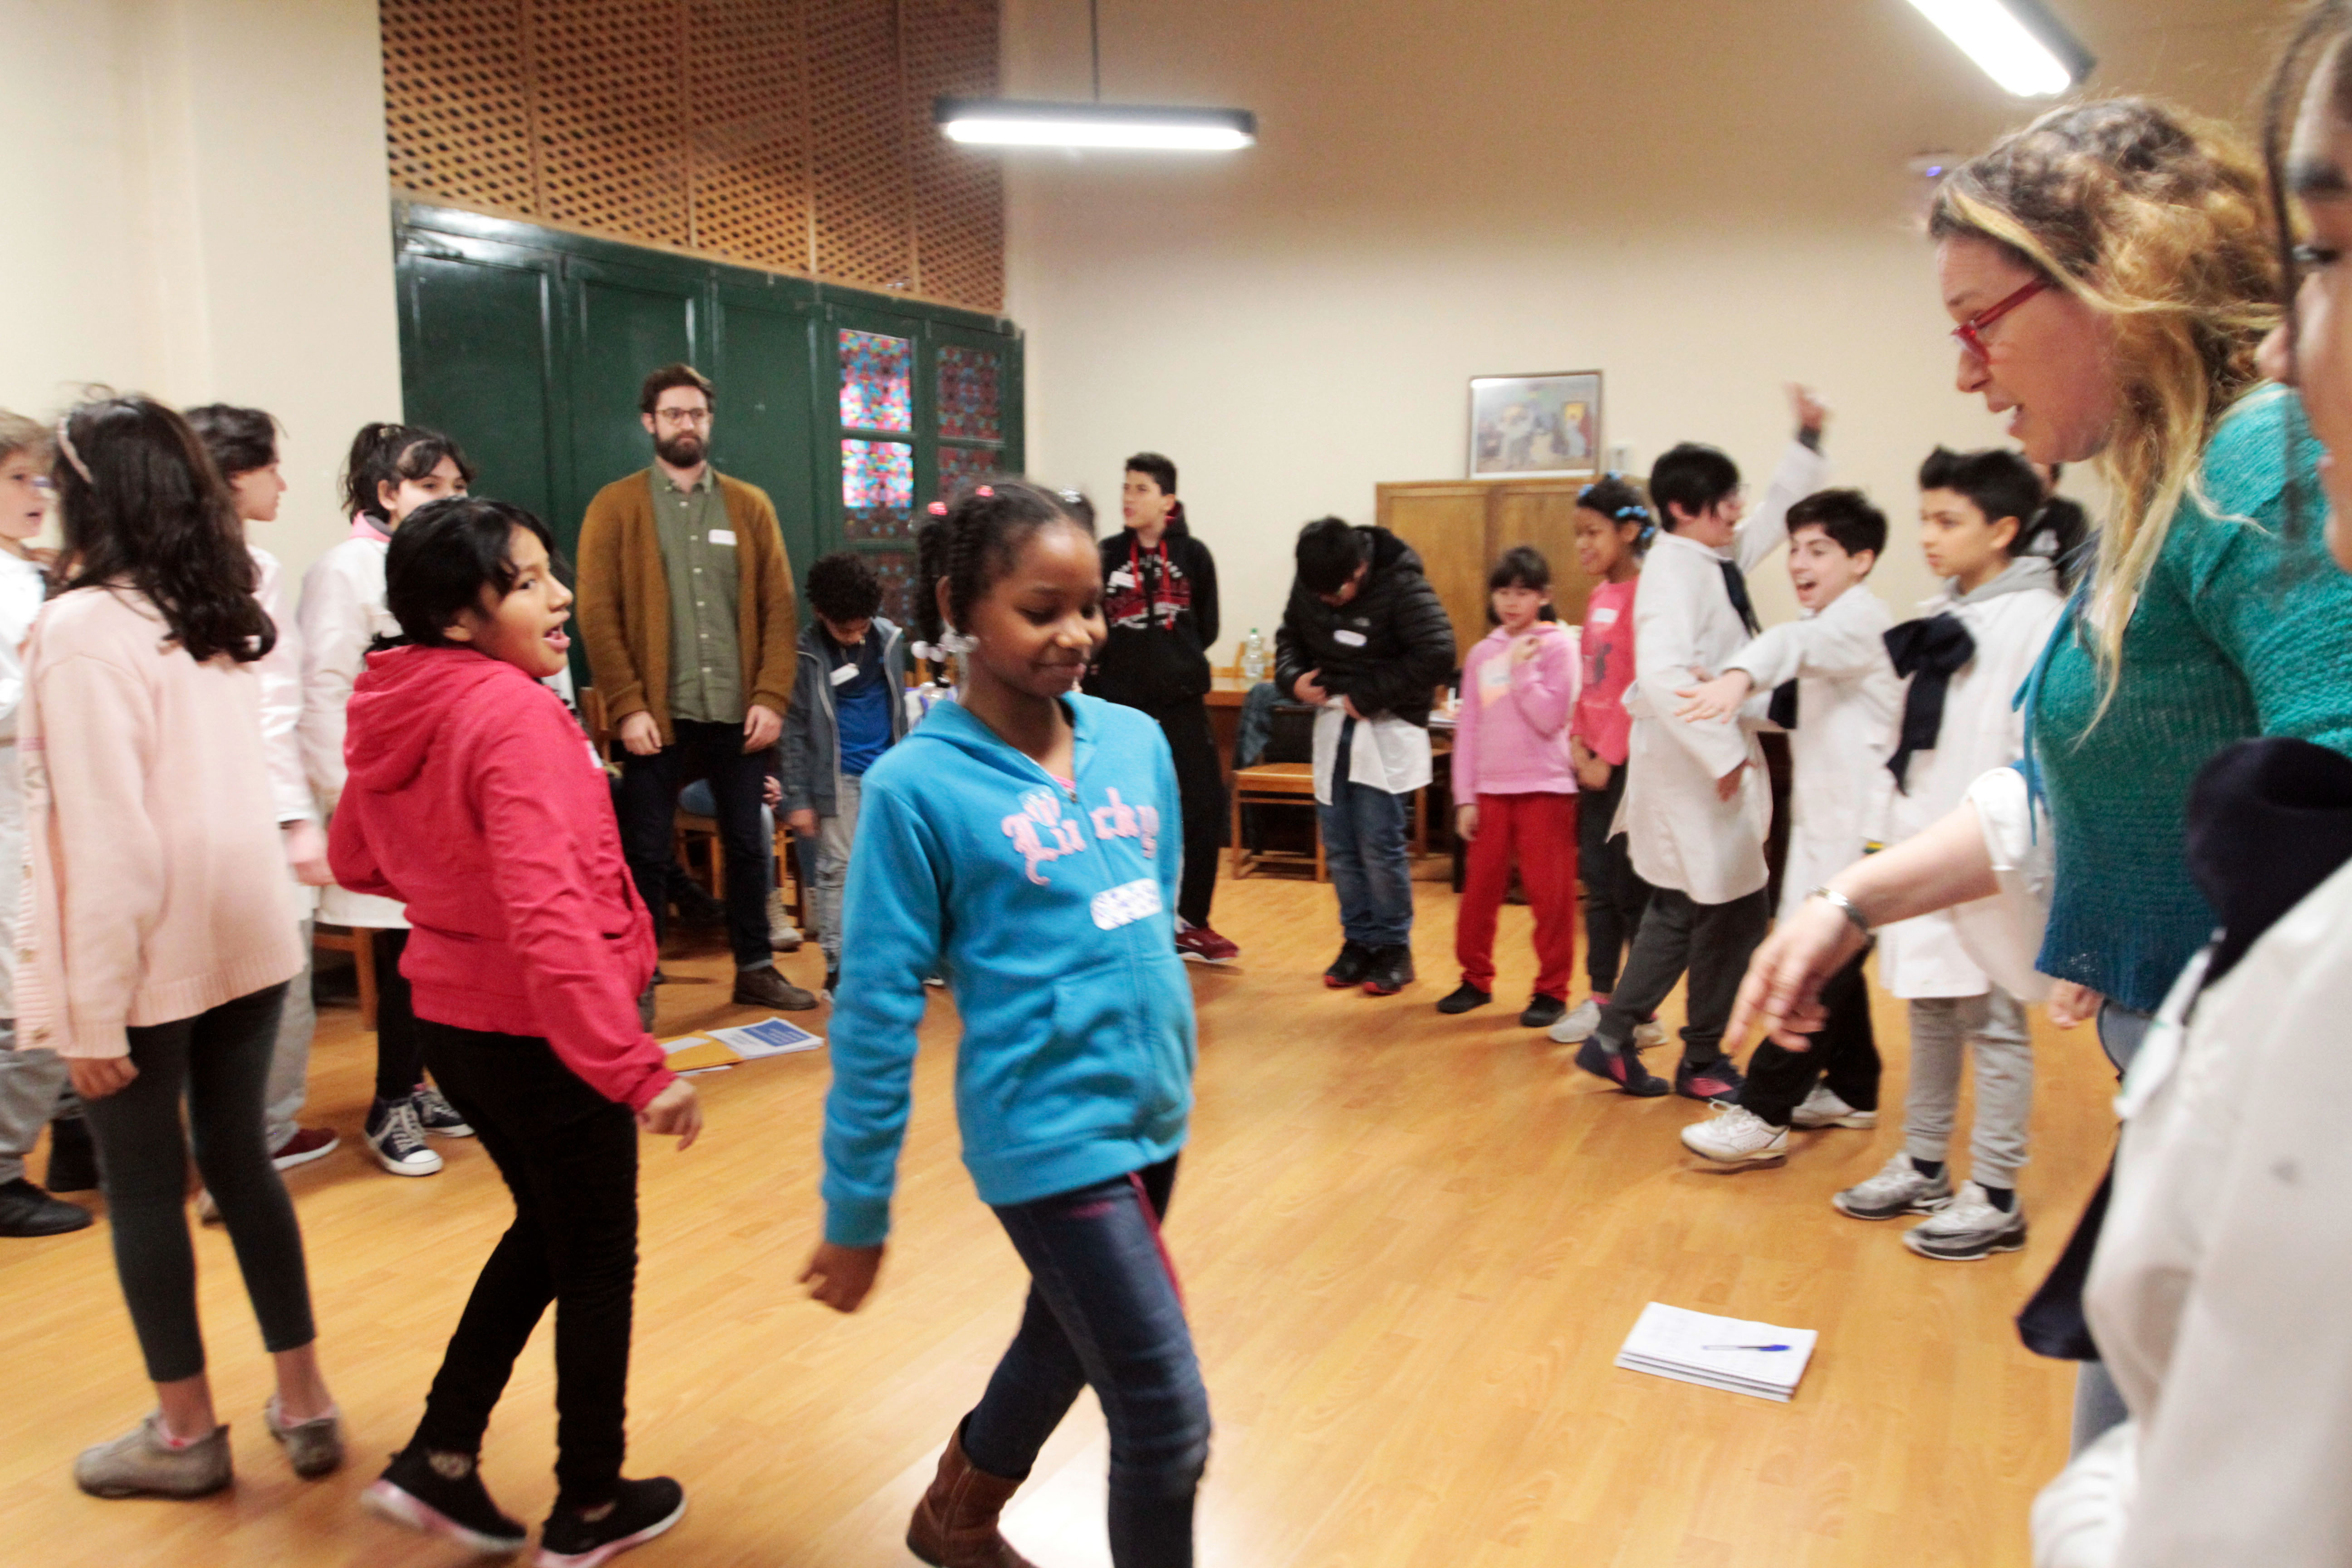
(934, 0), (1257, 153)
(1904, 0), (2094, 98)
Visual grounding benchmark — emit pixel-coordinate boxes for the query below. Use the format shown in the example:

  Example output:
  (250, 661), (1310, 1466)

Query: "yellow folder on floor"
(662, 1036), (743, 1072)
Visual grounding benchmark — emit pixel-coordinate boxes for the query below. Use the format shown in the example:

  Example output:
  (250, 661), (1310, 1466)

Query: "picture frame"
(1467, 370), (1602, 480)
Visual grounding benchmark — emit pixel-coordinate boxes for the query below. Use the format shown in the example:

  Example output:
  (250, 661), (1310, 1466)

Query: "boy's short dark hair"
(386, 497), (559, 647)
(1294, 517), (1369, 595)
(1649, 443), (1743, 528)
(183, 403), (280, 478)
(1917, 446), (2042, 541)
(638, 362), (715, 415)
(1125, 452), (1177, 495)
(1487, 544), (1552, 592)
(806, 550), (884, 624)
(1785, 489), (1887, 560)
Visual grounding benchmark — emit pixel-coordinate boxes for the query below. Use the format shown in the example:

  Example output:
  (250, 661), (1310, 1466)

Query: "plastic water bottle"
(1241, 628), (1267, 681)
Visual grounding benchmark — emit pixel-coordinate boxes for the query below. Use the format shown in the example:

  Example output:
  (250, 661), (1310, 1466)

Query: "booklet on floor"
(709, 1016), (825, 1058)
(1614, 1302), (1817, 1402)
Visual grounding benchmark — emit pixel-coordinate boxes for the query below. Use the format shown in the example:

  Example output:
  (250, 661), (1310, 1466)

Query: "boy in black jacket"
(1274, 517), (1456, 995)
(1086, 453), (1238, 962)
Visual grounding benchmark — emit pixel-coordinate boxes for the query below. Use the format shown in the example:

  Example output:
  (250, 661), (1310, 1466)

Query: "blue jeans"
(962, 1157), (1209, 1568)
(1318, 720), (1414, 948)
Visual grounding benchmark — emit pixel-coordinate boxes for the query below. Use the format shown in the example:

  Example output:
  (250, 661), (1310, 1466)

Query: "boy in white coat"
(1670, 490), (1900, 1165)
(1559, 389), (1828, 1098)
(1833, 447), (2071, 1260)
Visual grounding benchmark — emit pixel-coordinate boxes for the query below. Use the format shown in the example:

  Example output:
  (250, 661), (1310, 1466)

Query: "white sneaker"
(1547, 999), (1602, 1044)
(767, 889), (802, 951)
(1833, 1153), (1951, 1220)
(1679, 1103), (1789, 1166)
(1632, 1018), (1670, 1048)
(365, 1099), (443, 1177)
(1902, 1181), (2028, 1260)
(1790, 1085), (1877, 1129)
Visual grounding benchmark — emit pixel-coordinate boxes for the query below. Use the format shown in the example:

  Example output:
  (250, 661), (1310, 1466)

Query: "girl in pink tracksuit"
(1441, 547), (1580, 1027)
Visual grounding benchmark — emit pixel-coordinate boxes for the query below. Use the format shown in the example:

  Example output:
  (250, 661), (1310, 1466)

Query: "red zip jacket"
(328, 644), (672, 1110)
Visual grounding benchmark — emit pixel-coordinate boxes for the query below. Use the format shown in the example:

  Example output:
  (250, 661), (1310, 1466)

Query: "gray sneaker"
(1833, 1153), (1953, 1220)
(1902, 1182), (2029, 1260)
(265, 1399), (344, 1479)
(1547, 998), (1602, 1044)
(74, 1414), (232, 1499)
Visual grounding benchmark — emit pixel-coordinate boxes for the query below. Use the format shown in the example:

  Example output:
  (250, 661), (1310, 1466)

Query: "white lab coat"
(0, 550), (48, 1013)
(1617, 440), (1827, 904)
(299, 535), (409, 930)
(1721, 583), (1899, 924)
(254, 546), (320, 919)
(1873, 557), (2065, 998)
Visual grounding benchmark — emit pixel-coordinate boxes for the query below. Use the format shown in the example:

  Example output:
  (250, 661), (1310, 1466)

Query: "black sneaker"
(1572, 1035), (1668, 1097)
(1436, 983), (1491, 1015)
(1519, 995), (1567, 1029)
(537, 1477), (686, 1568)
(362, 1445), (528, 1555)
(1362, 944), (1415, 996)
(0, 1176), (92, 1237)
(45, 1116), (98, 1192)
(1323, 940), (1375, 989)
(822, 966), (839, 1004)
(1675, 1055), (1747, 1103)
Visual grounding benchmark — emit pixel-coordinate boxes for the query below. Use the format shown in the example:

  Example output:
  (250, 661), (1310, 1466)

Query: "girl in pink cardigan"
(1441, 547), (1580, 1026)
(25, 395), (340, 1500)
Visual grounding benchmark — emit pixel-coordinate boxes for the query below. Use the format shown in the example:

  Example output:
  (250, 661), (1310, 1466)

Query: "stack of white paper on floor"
(1615, 1302), (1818, 1402)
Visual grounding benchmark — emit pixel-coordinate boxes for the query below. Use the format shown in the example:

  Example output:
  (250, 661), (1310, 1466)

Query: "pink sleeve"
(1451, 645), (1480, 799)
(1507, 631), (1577, 737)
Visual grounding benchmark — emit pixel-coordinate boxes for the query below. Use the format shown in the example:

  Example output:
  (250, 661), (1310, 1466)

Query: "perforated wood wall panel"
(381, 0), (1004, 309)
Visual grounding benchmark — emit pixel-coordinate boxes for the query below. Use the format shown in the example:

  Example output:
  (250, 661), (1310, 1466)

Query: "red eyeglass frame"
(1952, 275), (2051, 362)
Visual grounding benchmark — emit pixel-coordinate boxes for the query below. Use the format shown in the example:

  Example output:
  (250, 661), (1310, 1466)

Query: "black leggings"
(1576, 764), (1652, 995)
(371, 927), (425, 1102)
(81, 983), (315, 1382)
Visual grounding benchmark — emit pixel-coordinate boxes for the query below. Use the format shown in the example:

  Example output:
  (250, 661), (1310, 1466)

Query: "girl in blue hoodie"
(801, 481), (1207, 1568)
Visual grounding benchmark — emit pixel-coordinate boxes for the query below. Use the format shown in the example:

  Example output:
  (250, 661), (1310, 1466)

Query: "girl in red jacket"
(332, 498), (701, 1568)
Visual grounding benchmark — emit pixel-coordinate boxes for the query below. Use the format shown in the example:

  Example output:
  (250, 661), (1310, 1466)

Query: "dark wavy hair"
(386, 497), (559, 647)
(341, 422), (475, 523)
(182, 403), (279, 478)
(912, 480), (1088, 664)
(53, 393), (272, 664)
(806, 549), (884, 625)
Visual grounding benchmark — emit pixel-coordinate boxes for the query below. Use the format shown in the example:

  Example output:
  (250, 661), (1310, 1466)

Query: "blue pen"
(1703, 1343), (1792, 1352)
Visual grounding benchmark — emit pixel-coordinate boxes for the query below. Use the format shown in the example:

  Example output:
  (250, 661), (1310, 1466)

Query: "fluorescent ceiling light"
(936, 98), (1256, 152)
(1905, 0), (2093, 98)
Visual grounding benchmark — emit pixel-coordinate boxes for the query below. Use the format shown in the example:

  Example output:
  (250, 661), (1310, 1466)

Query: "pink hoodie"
(1451, 623), (1579, 799)
(328, 644), (672, 1110)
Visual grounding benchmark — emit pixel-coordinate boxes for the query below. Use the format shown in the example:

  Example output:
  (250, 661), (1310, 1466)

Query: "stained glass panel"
(842, 438), (914, 539)
(936, 444), (995, 507)
(936, 345), (1001, 442)
(867, 549), (916, 629)
(838, 328), (912, 433)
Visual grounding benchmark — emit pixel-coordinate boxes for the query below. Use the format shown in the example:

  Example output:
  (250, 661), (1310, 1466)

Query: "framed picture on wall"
(1467, 371), (1602, 480)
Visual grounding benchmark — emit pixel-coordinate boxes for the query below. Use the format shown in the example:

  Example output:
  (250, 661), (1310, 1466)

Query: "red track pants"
(1455, 792), (1579, 1000)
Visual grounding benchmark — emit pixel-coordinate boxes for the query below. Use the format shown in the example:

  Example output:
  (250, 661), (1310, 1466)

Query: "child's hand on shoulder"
(637, 1078), (702, 1150)
(802, 1241), (885, 1313)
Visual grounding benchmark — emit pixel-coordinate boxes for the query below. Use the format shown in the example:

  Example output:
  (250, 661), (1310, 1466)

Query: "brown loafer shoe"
(731, 965), (818, 1011)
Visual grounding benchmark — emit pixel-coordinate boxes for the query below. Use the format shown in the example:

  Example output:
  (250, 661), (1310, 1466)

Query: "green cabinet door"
(395, 232), (565, 530)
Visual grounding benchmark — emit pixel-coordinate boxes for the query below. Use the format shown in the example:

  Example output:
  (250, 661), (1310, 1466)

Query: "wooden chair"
(312, 923), (378, 1032)
(1230, 761), (1324, 881)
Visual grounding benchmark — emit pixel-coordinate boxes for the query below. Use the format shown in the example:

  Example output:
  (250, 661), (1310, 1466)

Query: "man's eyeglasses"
(653, 407), (713, 426)
(1951, 275), (2051, 362)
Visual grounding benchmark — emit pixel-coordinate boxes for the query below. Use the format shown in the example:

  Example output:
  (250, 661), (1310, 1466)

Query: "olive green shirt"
(653, 467), (744, 724)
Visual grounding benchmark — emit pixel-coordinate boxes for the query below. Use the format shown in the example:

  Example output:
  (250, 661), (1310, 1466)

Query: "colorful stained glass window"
(936, 346), (1001, 442)
(936, 444), (995, 506)
(838, 329), (912, 433)
(842, 439), (914, 539)
(867, 549), (916, 629)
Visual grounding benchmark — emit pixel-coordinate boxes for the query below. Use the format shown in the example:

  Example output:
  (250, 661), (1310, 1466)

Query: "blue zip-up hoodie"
(821, 692), (1196, 1246)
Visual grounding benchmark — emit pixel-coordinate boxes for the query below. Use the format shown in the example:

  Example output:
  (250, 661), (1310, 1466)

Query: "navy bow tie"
(1884, 613), (1977, 791)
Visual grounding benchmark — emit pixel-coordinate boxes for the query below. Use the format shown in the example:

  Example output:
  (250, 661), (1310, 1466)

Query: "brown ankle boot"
(906, 1427), (1039, 1568)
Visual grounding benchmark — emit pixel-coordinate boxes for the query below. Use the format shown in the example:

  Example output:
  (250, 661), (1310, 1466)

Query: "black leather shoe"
(1323, 941), (1375, 989)
(1362, 945), (1416, 996)
(0, 1177), (93, 1237)
(732, 965), (818, 1011)
(1436, 983), (1491, 1014)
(1519, 995), (1567, 1029)
(45, 1116), (98, 1193)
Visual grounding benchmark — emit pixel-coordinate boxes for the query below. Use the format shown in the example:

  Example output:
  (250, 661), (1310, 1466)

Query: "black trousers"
(1575, 764), (1653, 994)
(615, 717), (772, 970)
(1739, 944), (1880, 1126)
(1594, 886), (1770, 1066)
(412, 1022), (639, 1505)
(370, 927), (424, 1102)
(1143, 699), (1226, 930)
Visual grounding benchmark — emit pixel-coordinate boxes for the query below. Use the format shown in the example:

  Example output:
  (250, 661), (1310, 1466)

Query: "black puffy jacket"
(1273, 525), (1455, 728)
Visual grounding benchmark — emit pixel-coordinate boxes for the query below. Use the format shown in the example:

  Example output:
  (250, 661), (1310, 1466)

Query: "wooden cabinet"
(1375, 477), (1597, 657)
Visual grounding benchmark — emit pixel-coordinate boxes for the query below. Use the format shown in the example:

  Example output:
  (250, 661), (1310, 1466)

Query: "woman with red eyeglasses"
(1727, 97), (2352, 1459)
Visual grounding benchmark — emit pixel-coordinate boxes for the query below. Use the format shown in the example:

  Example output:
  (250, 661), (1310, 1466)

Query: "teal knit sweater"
(2032, 387), (2352, 1012)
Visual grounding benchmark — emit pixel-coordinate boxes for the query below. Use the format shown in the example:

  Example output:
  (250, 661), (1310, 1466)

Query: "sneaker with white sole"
(767, 888), (802, 951)
(1547, 998), (1602, 1043)
(1833, 1153), (1951, 1220)
(363, 1445), (529, 1555)
(1680, 1103), (1790, 1166)
(1902, 1181), (2028, 1260)
(536, 1476), (686, 1568)
(1790, 1085), (1877, 1129)
(1632, 1017), (1670, 1048)
(412, 1086), (474, 1138)
(365, 1098), (443, 1177)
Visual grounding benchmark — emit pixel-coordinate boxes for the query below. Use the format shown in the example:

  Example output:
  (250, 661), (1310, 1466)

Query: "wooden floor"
(0, 873), (2110, 1567)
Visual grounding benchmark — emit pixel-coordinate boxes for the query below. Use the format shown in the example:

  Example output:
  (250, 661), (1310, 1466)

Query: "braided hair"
(1576, 474), (1656, 553)
(913, 479), (1088, 677)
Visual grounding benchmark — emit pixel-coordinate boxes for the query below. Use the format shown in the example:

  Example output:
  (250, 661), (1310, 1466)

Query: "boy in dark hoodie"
(1274, 517), (1456, 996)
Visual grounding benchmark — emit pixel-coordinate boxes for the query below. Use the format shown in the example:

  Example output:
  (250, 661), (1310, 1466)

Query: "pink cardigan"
(19, 588), (303, 1058)
(1451, 624), (1579, 798)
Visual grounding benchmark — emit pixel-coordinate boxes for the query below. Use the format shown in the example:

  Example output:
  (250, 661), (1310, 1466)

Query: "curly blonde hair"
(1929, 99), (2278, 683)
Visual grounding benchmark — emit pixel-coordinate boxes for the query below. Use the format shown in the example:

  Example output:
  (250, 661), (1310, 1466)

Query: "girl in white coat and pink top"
(1441, 547), (1580, 1028)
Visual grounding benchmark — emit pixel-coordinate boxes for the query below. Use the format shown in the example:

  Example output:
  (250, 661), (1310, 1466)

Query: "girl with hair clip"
(299, 422), (476, 1179)
(1728, 94), (2352, 1462)
(801, 480), (1210, 1568)
(28, 394), (340, 1498)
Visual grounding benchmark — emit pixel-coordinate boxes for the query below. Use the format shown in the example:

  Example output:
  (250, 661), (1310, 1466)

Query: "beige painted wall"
(1004, 0), (2292, 652)
(1, 0), (400, 575)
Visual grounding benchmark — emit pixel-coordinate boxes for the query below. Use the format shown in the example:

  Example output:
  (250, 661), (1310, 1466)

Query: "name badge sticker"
(1478, 658), (1512, 705)
(1589, 607), (1617, 625)
(1333, 628), (1368, 647)
(828, 662), (860, 687)
(708, 528), (738, 547)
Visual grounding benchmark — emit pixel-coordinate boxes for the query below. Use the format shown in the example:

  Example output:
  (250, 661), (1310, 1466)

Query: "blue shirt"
(828, 628), (891, 777)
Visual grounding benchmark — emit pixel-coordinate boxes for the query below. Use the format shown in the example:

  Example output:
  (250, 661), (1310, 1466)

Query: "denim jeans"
(1317, 722), (1414, 948)
(962, 1157), (1210, 1568)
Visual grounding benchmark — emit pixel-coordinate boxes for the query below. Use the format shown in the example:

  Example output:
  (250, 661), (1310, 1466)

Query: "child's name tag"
(1333, 628), (1367, 647)
(1478, 658), (1512, 706)
(828, 662), (860, 687)
(1588, 607), (1617, 625)
(708, 528), (737, 547)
